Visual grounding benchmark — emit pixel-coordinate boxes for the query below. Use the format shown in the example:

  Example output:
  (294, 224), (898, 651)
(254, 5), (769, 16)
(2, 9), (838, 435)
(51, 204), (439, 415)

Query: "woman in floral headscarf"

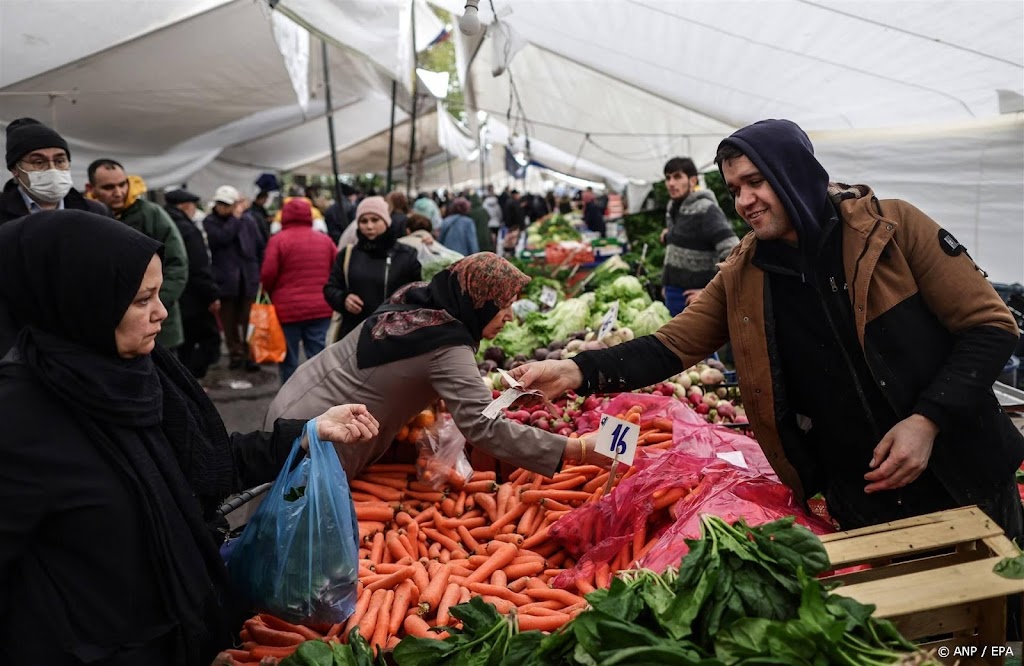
(266, 253), (602, 479)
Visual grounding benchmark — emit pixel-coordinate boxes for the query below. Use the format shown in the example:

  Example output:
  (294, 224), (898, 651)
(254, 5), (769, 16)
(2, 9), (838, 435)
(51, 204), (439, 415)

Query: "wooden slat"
(888, 599), (980, 640)
(824, 550), (980, 587)
(818, 506), (982, 543)
(823, 513), (1004, 567)
(838, 557), (1024, 618)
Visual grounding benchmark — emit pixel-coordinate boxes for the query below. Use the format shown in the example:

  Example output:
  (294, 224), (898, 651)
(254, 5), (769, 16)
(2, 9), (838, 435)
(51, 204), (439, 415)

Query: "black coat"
(165, 206), (220, 319)
(203, 212), (264, 300)
(323, 242), (421, 341)
(0, 178), (111, 224)
(503, 198), (526, 230)
(0, 356), (306, 665)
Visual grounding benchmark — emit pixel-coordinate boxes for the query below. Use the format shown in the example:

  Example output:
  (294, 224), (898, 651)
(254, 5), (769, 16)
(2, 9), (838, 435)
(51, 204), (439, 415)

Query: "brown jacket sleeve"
(885, 199), (1019, 429)
(430, 346), (567, 478)
(654, 268), (732, 367)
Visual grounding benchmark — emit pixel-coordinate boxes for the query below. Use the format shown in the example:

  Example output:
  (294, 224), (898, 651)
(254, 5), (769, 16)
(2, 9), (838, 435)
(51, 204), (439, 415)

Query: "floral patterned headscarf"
(355, 253), (530, 369)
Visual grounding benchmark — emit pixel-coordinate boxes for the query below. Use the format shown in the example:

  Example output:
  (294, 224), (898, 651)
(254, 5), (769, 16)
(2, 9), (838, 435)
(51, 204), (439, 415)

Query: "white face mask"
(19, 168), (74, 204)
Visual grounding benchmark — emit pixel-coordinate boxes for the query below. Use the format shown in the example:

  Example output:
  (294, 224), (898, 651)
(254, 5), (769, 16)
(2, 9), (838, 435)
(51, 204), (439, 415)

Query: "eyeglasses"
(18, 156), (70, 172)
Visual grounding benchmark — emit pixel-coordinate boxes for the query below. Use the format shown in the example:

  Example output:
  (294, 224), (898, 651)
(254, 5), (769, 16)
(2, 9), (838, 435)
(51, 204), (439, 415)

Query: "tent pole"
(406, 0), (418, 197)
(386, 80), (397, 193)
(446, 149), (455, 192)
(321, 39), (343, 207)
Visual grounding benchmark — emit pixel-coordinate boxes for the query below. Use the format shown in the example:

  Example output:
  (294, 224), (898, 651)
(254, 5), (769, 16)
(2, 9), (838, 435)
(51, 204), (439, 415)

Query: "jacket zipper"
(384, 254), (392, 301)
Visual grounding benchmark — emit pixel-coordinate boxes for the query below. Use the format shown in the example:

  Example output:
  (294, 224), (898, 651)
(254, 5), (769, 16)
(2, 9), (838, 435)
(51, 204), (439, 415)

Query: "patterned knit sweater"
(662, 190), (739, 290)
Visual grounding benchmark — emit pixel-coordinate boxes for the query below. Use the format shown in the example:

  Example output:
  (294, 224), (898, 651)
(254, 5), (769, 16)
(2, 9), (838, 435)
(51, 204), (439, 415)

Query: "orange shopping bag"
(247, 286), (286, 364)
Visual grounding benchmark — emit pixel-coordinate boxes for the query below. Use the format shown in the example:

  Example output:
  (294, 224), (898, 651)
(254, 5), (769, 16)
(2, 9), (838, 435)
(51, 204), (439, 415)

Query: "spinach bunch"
(278, 629), (384, 666)
(519, 515), (938, 666)
(392, 596), (546, 666)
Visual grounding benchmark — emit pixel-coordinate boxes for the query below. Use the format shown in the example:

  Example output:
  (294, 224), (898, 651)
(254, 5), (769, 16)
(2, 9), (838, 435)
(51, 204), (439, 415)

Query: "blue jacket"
(438, 214), (479, 256)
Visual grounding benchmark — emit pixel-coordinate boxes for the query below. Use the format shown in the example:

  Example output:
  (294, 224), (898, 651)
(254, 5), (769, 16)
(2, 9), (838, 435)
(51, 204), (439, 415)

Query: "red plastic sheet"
(549, 394), (834, 588)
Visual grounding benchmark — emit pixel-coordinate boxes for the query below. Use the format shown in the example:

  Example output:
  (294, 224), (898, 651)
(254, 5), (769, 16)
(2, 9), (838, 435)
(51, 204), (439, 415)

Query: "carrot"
(541, 475), (588, 490)
(490, 569), (508, 587)
(356, 504), (395, 523)
(525, 587), (585, 606)
(575, 578), (596, 595)
(473, 493), (499, 521)
(503, 560), (546, 579)
(357, 588), (387, 642)
(364, 565), (416, 593)
(521, 525), (550, 550)
(421, 527), (461, 553)
(644, 432), (673, 445)
(372, 528), (387, 561)
(370, 589), (394, 651)
(520, 490), (592, 504)
(439, 496), (458, 517)
(343, 588), (373, 639)
(481, 595), (517, 613)
(389, 580), (416, 635)
(250, 645), (299, 658)
(258, 613), (322, 640)
(461, 479), (498, 494)
(583, 472), (610, 494)
(404, 614), (434, 638)
(456, 525), (483, 555)
(492, 533), (524, 546)
(351, 480), (403, 501)
(414, 506), (437, 525)
(411, 560), (431, 592)
(466, 582), (531, 605)
(465, 543), (517, 584)
(517, 614), (571, 632)
(595, 562), (611, 589)
(419, 562), (450, 612)
(405, 489), (447, 503)
(243, 619), (304, 647)
(652, 486), (688, 510)
(435, 582), (463, 626)
(385, 533), (411, 561)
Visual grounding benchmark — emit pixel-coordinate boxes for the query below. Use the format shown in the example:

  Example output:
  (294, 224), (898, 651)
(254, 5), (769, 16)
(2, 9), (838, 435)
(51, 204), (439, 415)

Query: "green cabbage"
(630, 301), (672, 337)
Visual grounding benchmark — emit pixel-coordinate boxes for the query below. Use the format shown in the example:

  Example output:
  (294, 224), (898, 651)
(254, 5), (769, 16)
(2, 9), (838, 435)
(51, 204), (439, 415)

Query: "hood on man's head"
(717, 119), (830, 249)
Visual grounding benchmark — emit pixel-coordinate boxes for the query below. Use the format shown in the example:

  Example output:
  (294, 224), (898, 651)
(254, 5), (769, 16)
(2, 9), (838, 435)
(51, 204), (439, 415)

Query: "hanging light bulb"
(458, 0), (481, 36)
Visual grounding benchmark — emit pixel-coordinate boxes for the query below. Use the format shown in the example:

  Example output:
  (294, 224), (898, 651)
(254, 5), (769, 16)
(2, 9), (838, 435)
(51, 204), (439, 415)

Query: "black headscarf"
(0, 210), (236, 664)
(356, 252), (530, 369)
(717, 119), (831, 270)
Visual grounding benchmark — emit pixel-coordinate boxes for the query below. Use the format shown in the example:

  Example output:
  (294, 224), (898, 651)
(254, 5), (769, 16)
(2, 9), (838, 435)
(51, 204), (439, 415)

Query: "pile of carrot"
(223, 402), (680, 663)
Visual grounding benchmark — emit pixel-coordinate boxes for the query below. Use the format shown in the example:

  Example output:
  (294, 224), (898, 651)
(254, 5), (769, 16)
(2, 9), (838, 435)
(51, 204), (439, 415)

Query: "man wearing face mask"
(0, 118), (111, 223)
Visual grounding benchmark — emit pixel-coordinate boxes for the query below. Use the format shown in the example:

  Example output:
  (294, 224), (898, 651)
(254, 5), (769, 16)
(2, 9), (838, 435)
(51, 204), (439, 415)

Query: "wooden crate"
(820, 506), (1023, 666)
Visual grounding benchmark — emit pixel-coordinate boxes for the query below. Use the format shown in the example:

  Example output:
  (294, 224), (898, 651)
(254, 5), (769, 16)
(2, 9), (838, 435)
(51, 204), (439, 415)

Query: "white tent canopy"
(431, 0), (1024, 282)
(1, 0), (1021, 278)
(0, 0), (441, 193)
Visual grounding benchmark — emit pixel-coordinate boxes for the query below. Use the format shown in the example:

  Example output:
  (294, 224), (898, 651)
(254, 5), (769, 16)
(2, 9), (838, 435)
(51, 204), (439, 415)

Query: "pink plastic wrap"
(548, 392), (835, 588)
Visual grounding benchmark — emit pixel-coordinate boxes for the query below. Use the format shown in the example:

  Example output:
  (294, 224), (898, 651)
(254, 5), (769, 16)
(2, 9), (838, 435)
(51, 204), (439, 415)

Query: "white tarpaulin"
(432, 0), (1024, 281)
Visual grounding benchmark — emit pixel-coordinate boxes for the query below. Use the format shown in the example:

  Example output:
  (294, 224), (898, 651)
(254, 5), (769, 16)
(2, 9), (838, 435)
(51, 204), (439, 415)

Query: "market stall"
(216, 367), (1024, 665)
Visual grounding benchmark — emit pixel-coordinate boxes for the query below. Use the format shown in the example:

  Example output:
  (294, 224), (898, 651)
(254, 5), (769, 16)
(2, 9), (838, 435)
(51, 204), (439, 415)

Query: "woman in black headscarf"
(269, 253), (607, 481)
(0, 210), (380, 666)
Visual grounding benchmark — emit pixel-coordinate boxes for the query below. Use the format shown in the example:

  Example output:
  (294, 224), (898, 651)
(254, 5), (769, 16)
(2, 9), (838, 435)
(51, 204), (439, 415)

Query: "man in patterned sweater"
(660, 157), (739, 316)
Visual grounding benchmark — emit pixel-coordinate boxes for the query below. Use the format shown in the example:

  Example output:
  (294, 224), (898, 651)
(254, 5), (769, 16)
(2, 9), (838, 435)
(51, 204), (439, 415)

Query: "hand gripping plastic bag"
(415, 413), (474, 490)
(227, 419), (360, 625)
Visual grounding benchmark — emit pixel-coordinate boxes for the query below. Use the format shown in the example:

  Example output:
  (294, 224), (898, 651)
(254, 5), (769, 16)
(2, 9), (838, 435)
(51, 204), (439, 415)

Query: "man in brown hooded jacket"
(512, 120), (1023, 544)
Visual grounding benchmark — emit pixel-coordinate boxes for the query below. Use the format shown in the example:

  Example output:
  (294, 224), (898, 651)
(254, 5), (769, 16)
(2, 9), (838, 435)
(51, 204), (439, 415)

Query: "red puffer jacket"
(260, 220), (338, 324)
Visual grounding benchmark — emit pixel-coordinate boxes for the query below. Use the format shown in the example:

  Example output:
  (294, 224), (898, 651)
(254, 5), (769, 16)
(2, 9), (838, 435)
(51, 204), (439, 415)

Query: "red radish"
(695, 403), (711, 415)
(717, 402), (737, 419)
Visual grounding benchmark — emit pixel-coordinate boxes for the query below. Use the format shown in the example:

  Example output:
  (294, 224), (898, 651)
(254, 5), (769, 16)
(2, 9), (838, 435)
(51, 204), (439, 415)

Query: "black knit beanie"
(5, 118), (70, 168)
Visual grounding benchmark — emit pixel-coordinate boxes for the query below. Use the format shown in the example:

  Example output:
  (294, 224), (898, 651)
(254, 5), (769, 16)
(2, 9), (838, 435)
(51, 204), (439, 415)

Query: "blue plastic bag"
(227, 419), (360, 625)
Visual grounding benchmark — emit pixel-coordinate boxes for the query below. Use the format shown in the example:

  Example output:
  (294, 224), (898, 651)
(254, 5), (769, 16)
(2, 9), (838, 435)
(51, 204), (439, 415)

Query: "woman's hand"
(317, 404), (380, 444)
(508, 360), (582, 399)
(345, 293), (364, 314)
(565, 431), (611, 469)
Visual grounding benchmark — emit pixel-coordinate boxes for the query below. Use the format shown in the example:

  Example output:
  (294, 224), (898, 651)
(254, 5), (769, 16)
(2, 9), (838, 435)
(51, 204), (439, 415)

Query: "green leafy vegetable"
(994, 552), (1024, 579)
